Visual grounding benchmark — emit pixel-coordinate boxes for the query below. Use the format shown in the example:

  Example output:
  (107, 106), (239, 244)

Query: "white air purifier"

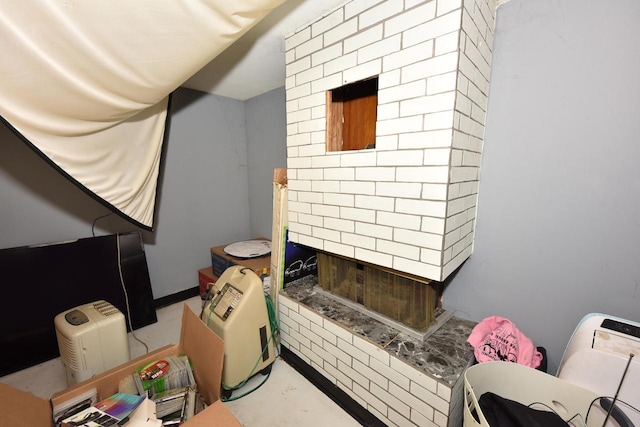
(55, 300), (130, 386)
(201, 266), (276, 393)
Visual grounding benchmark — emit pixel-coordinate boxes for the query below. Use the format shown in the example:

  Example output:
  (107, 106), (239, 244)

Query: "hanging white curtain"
(0, 0), (284, 229)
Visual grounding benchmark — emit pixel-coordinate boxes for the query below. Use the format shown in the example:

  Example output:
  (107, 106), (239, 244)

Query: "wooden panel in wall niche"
(316, 252), (364, 304)
(363, 266), (437, 332)
(326, 77), (378, 152)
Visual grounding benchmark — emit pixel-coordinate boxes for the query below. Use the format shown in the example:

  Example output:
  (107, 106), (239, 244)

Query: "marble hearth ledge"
(279, 277), (478, 427)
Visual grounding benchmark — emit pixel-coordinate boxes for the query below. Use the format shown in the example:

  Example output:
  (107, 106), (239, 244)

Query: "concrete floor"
(0, 295), (361, 427)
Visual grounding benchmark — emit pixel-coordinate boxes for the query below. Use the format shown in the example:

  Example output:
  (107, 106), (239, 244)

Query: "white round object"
(223, 240), (271, 258)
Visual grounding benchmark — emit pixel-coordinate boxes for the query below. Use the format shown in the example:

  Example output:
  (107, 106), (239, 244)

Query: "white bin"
(463, 361), (617, 427)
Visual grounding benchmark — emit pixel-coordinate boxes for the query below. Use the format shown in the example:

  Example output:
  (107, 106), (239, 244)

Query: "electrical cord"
(91, 212), (112, 237)
(116, 233), (149, 354)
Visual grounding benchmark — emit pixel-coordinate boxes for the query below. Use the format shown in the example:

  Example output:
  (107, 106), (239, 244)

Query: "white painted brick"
(342, 232), (376, 250)
(397, 198), (447, 217)
(323, 192), (354, 207)
(323, 339), (353, 366)
(359, 0), (404, 30)
(424, 110), (455, 130)
(287, 107), (311, 124)
(324, 319), (355, 344)
(286, 82), (311, 101)
(288, 200), (311, 215)
(278, 294), (301, 313)
(343, 59), (382, 84)
(325, 217), (355, 233)
(400, 92), (456, 117)
(312, 203), (340, 218)
(338, 359), (369, 389)
(471, 102), (486, 123)
(421, 216), (446, 235)
(297, 93), (326, 109)
(438, 0), (463, 16)
(312, 341), (338, 367)
(403, 10), (462, 48)
(411, 409), (437, 427)
(324, 51), (358, 75)
(310, 322), (338, 346)
(289, 327), (312, 350)
(280, 330), (300, 353)
(341, 180), (376, 195)
(294, 234), (324, 250)
(422, 183), (449, 201)
(287, 178), (312, 192)
(395, 228), (444, 251)
(311, 106), (326, 120)
(312, 179), (340, 193)
(376, 182), (421, 198)
(384, 39), (435, 73)
(355, 166), (396, 181)
(286, 122), (298, 136)
(427, 71), (458, 95)
(340, 207), (376, 223)
(353, 382), (388, 418)
(344, 25), (384, 54)
(435, 30), (459, 55)
(298, 213), (323, 227)
(396, 166), (450, 183)
(324, 18), (359, 47)
(437, 382), (452, 401)
(313, 226), (341, 242)
(353, 358), (389, 390)
(378, 239), (420, 260)
(394, 257), (442, 280)
(354, 194), (395, 212)
(299, 323), (323, 347)
(375, 134), (399, 151)
(411, 381), (450, 416)
(298, 190), (324, 204)
(385, 1), (437, 36)
(297, 167), (323, 181)
(463, 150), (482, 166)
(377, 116), (424, 136)
(433, 410), (448, 427)
(450, 166), (478, 183)
(468, 81), (488, 110)
(358, 34), (401, 64)
(324, 361), (353, 387)
(424, 148), (452, 165)
(295, 35), (323, 60)
(311, 72), (344, 94)
(299, 342), (326, 368)
(298, 304), (324, 326)
(421, 247), (442, 264)
(337, 336), (369, 364)
(341, 152), (376, 168)
(355, 221), (393, 240)
(389, 381), (435, 420)
(285, 49), (295, 65)
(455, 93), (472, 116)
(296, 65), (324, 86)
(378, 68), (401, 88)
(377, 150), (424, 166)
(402, 51), (459, 84)
(312, 153), (341, 168)
(325, 241), (355, 259)
(324, 167), (355, 181)
(288, 308), (312, 330)
(287, 133), (311, 148)
(311, 8), (345, 38)
(355, 247), (394, 269)
(378, 80), (426, 104)
(286, 26), (311, 51)
(370, 382), (411, 418)
(377, 102), (400, 120)
(298, 143), (326, 157)
(377, 211), (421, 230)
(286, 56), (311, 77)
(400, 129), (454, 149)
(344, 0), (384, 20)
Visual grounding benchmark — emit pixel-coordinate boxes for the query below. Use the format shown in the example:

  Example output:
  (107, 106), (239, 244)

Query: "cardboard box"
(198, 266), (218, 296)
(0, 305), (241, 427)
(210, 239), (271, 278)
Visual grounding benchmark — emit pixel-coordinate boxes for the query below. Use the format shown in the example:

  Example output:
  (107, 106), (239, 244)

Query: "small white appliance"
(557, 313), (640, 427)
(54, 300), (130, 386)
(201, 265), (275, 392)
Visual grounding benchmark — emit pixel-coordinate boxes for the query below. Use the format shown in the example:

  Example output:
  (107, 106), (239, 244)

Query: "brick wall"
(285, 0), (496, 282)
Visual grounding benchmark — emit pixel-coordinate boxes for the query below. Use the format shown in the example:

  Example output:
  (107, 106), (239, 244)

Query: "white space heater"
(55, 300), (130, 386)
(201, 266), (275, 392)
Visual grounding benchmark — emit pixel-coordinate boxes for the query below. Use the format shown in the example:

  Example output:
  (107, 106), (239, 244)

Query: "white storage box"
(463, 361), (617, 427)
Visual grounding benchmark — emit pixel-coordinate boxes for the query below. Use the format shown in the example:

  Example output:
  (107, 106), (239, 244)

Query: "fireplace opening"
(315, 251), (446, 340)
(326, 76), (378, 152)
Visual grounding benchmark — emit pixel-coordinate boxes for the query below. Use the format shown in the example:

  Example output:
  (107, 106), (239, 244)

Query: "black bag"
(477, 392), (568, 427)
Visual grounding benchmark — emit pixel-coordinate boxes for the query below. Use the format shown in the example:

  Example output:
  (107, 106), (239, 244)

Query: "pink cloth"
(467, 316), (543, 368)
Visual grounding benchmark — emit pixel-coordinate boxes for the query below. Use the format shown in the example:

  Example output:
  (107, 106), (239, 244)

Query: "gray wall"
(0, 87), (285, 299)
(443, 0), (640, 373)
(246, 87), (287, 239)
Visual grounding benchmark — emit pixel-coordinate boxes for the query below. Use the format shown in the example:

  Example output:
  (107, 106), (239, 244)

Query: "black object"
(477, 391), (568, 427)
(0, 232), (157, 376)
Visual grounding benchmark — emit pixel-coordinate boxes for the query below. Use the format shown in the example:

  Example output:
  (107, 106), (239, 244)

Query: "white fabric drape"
(0, 0), (283, 229)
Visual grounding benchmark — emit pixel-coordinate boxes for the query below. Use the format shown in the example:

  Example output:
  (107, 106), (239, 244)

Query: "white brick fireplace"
(285, 0), (496, 282)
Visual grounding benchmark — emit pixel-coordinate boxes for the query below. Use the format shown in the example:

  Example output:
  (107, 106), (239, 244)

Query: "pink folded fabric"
(467, 316), (543, 368)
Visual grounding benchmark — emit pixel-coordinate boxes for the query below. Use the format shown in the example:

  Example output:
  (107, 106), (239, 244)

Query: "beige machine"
(201, 265), (275, 392)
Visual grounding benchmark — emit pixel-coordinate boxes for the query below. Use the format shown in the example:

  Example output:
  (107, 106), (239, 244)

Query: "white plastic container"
(463, 361), (617, 427)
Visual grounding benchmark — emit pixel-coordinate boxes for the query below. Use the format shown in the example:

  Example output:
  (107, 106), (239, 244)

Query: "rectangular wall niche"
(285, 0), (496, 282)
(326, 77), (378, 151)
